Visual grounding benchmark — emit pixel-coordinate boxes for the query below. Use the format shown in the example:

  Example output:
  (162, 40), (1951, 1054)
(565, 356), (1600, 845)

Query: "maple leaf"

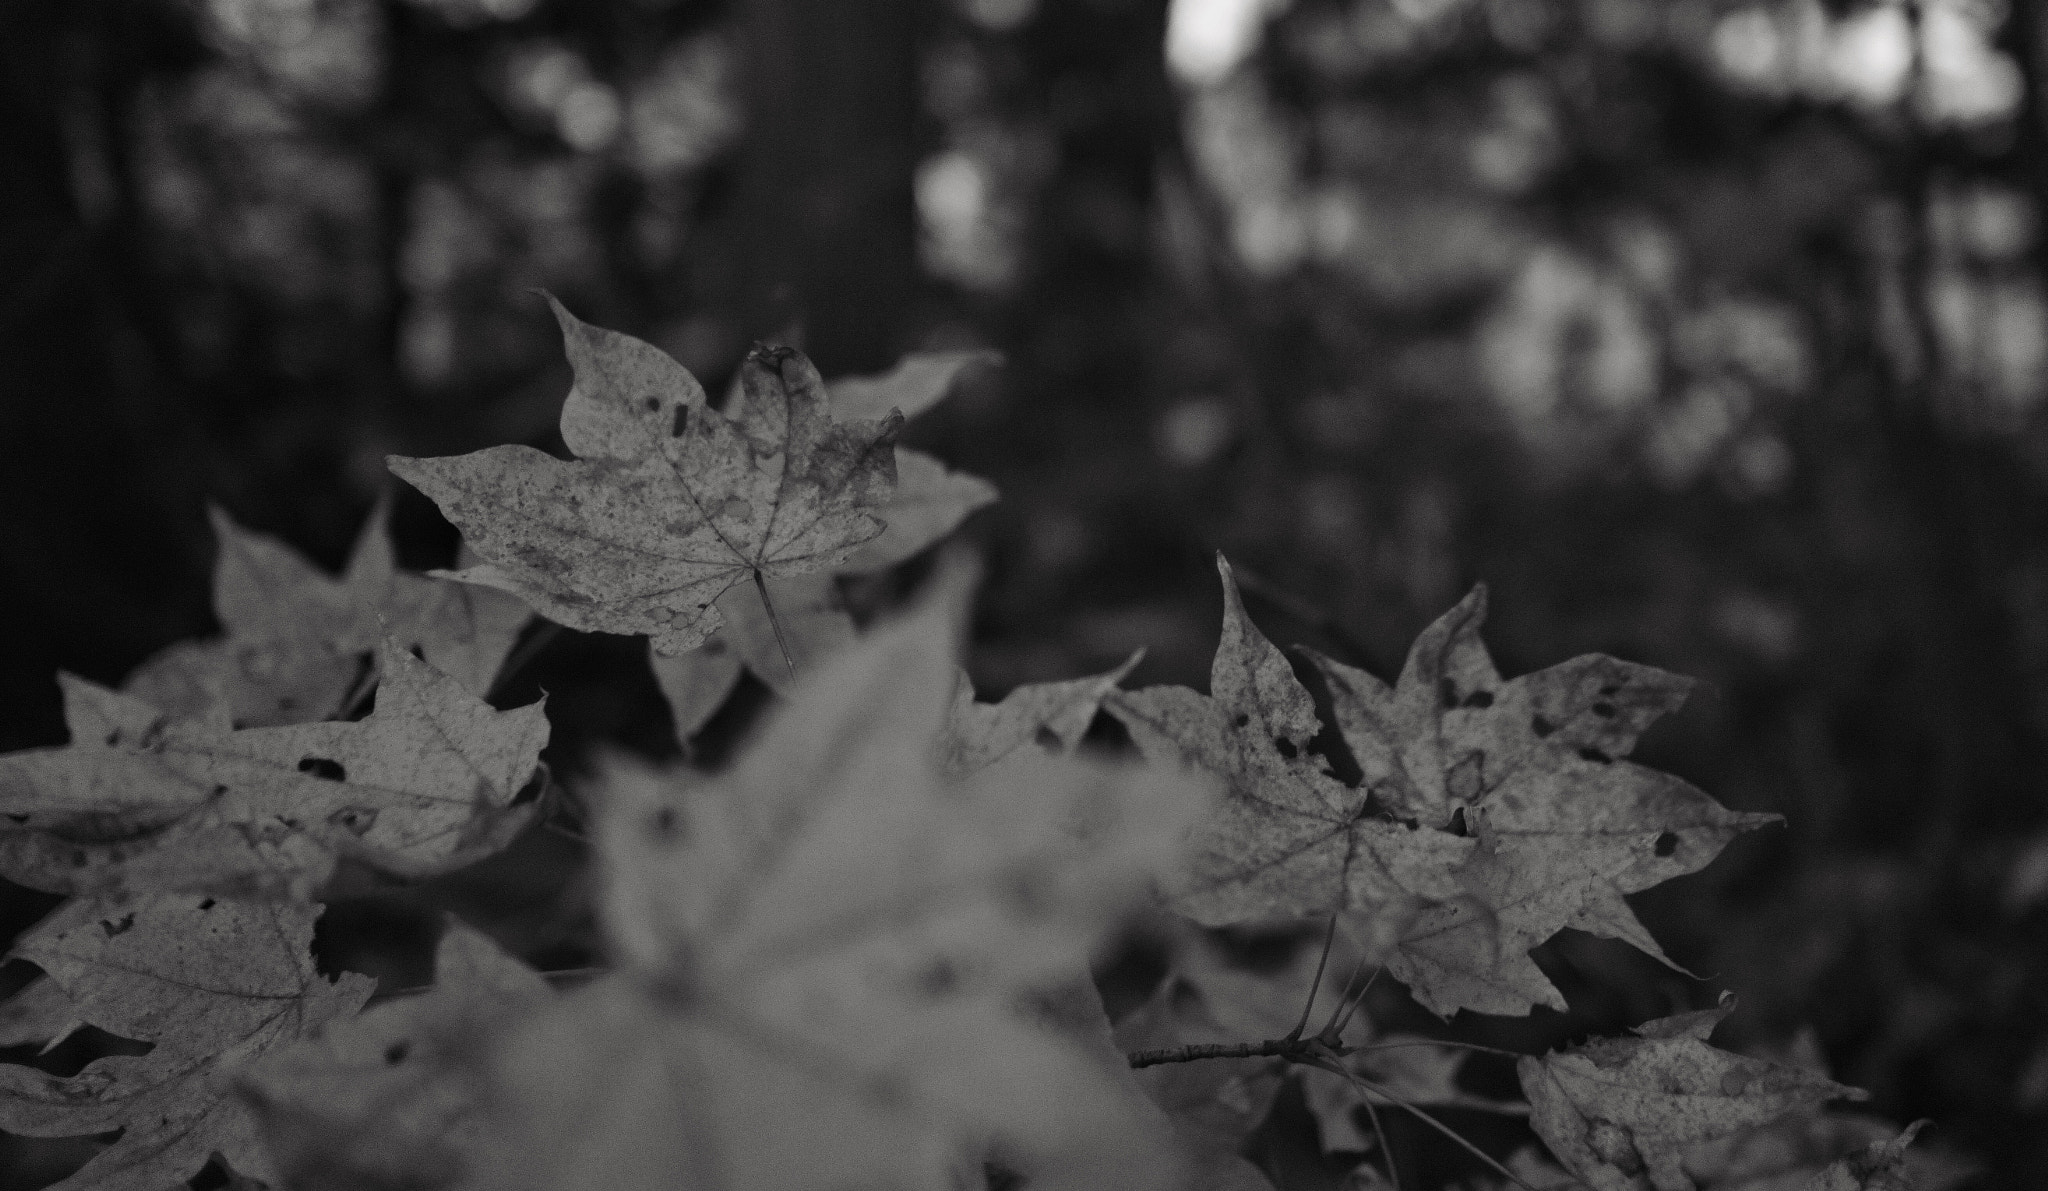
(0, 638), (548, 898)
(236, 917), (553, 1191)
(1518, 999), (1866, 1191)
(1304, 586), (1780, 1016)
(0, 894), (372, 1191)
(940, 650), (1142, 775)
(123, 503), (529, 727)
(1104, 555), (1475, 946)
(464, 566), (1208, 1191)
(1793, 1123), (1926, 1191)
(389, 296), (905, 657)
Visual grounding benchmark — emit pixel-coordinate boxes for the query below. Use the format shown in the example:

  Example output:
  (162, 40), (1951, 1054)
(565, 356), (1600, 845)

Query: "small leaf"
(827, 349), (1001, 423)
(0, 895), (372, 1191)
(0, 640), (548, 898)
(649, 636), (745, 744)
(1517, 1000), (1866, 1191)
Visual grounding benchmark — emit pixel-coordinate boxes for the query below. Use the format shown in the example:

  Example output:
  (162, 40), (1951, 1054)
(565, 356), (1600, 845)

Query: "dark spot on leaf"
(199, 899), (215, 910)
(918, 959), (959, 998)
(1440, 678), (1459, 709)
(329, 807), (378, 835)
(1462, 690), (1494, 708)
(297, 757), (346, 782)
(644, 396), (660, 411)
(1592, 702), (1616, 718)
(104, 732), (120, 746)
(385, 1042), (410, 1065)
(4, 813), (26, 824)
(70, 850), (87, 868)
(1233, 713), (1250, 728)
(210, 785), (227, 798)
(1654, 832), (1678, 857)
(672, 406), (689, 436)
(1032, 725), (1062, 753)
(409, 644), (426, 661)
(1532, 716), (1555, 738)
(279, 697), (296, 710)
(651, 806), (683, 839)
(99, 913), (134, 938)
(1274, 737), (1297, 759)
(1577, 747), (1613, 764)
(1447, 807), (1468, 837)
(1599, 684), (1620, 696)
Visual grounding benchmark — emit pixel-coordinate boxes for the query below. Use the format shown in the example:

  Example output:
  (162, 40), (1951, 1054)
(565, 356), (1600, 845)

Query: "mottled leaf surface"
(470, 571), (1206, 1191)
(1105, 556), (1474, 944)
(1307, 587), (1778, 1016)
(942, 651), (1141, 775)
(0, 640), (548, 898)
(389, 299), (903, 656)
(237, 918), (552, 1191)
(0, 896), (371, 1191)
(1518, 1000), (1865, 1191)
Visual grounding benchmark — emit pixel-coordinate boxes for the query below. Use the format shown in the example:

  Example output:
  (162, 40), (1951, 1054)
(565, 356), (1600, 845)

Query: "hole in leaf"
(1592, 702), (1616, 718)
(1439, 678), (1459, 709)
(198, 898), (215, 910)
(99, 913), (135, 938)
(385, 1041), (410, 1065)
(1232, 713), (1250, 729)
(104, 732), (120, 746)
(1462, 690), (1494, 709)
(1032, 725), (1062, 753)
(297, 757), (347, 782)
(1653, 832), (1678, 857)
(1274, 737), (1297, 759)
(672, 406), (689, 436)
(4, 813), (26, 824)
(644, 396), (660, 411)
(1447, 807), (1468, 837)
(1578, 747), (1613, 764)
(1531, 716), (1555, 738)
(328, 807), (378, 836)
(409, 644), (426, 661)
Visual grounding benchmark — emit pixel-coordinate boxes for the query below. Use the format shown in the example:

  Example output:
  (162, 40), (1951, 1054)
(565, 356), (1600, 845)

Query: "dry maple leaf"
(388, 296), (904, 657)
(463, 564), (1207, 1191)
(123, 504), (529, 728)
(1304, 586), (1780, 1016)
(940, 650), (1142, 776)
(1793, 1123), (1926, 1191)
(236, 917), (553, 1191)
(0, 638), (548, 898)
(1104, 555), (1475, 947)
(1518, 998), (1866, 1191)
(0, 895), (372, 1191)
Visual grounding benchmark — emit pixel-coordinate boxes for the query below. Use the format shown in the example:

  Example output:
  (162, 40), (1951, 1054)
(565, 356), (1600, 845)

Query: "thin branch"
(1344, 1038), (1526, 1062)
(753, 568), (797, 684)
(1358, 1089), (1399, 1191)
(1317, 959), (1378, 1045)
(1285, 915), (1340, 1042)
(1127, 1039), (1305, 1068)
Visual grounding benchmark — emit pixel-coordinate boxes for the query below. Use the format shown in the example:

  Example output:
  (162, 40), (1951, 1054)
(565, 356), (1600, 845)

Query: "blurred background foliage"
(2, 0), (2046, 1185)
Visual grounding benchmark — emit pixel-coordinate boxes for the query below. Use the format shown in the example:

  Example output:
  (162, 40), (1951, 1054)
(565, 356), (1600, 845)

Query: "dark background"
(1, 0), (2045, 1185)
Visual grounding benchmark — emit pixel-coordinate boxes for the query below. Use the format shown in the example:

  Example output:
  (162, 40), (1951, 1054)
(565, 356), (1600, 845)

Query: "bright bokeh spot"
(1166, 0), (1289, 85)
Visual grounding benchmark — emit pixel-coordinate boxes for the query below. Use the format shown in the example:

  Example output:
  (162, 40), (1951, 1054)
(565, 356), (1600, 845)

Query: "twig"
(1126, 1039), (1311, 1068)
(753, 568), (797, 684)
(1359, 1088), (1399, 1191)
(1323, 964), (1380, 1044)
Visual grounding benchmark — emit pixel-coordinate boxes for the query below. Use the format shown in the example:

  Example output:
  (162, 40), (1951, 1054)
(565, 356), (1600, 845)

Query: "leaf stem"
(753, 568), (798, 685)
(1285, 915), (1340, 1042)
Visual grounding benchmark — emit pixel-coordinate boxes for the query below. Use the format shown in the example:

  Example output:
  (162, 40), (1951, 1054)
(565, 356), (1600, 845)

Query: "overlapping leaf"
(1518, 999), (1865, 1191)
(1105, 556), (1474, 946)
(0, 895), (372, 1191)
(1305, 586), (1779, 1015)
(464, 568), (1206, 1191)
(390, 297), (906, 657)
(0, 639), (548, 898)
(236, 917), (553, 1191)
(940, 651), (1141, 775)
(124, 504), (529, 728)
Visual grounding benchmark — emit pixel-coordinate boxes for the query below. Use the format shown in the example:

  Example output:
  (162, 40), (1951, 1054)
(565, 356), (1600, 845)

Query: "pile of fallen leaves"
(0, 302), (1959, 1190)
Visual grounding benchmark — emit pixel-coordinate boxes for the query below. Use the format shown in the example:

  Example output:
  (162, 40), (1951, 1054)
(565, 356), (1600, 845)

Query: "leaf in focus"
(236, 917), (553, 1191)
(1305, 585), (1779, 1016)
(0, 639), (548, 898)
(1517, 999), (1867, 1191)
(122, 503), (529, 727)
(468, 566), (1208, 1191)
(1105, 555), (1475, 948)
(941, 650), (1142, 775)
(0, 895), (372, 1191)
(388, 297), (903, 656)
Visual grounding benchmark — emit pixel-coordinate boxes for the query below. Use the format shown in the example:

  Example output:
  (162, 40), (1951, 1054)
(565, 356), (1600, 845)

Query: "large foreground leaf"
(0, 639), (548, 897)
(391, 297), (903, 656)
(468, 568), (1208, 1191)
(1306, 586), (1778, 1015)
(0, 896), (372, 1191)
